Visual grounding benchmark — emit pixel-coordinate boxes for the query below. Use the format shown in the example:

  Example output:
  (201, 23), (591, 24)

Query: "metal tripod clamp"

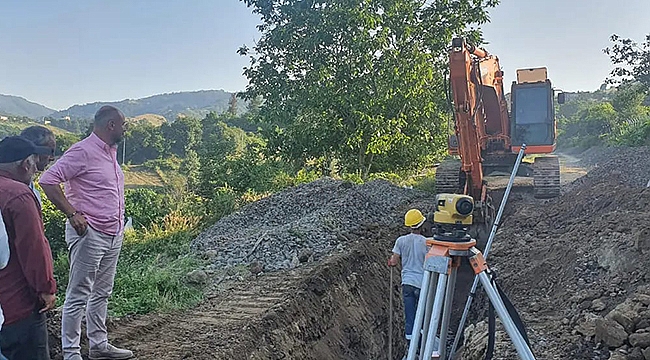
(423, 256), (451, 274)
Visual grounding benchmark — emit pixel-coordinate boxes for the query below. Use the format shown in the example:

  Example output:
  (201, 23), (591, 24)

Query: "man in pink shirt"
(40, 106), (132, 360)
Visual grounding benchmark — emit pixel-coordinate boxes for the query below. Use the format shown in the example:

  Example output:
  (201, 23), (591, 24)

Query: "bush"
(614, 119), (650, 146)
(42, 198), (68, 258)
(142, 157), (182, 172)
(203, 186), (239, 223)
(124, 188), (170, 229)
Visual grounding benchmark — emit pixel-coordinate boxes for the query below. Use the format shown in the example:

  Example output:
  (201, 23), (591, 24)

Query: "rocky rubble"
(579, 287), (650, 360)
(572, 146), (650, 188)
(191, 178), (429, 272)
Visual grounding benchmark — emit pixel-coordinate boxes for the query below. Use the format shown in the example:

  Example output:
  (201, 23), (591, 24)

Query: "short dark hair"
(94, 105), (123, 127)
(20, 125), (54, 146)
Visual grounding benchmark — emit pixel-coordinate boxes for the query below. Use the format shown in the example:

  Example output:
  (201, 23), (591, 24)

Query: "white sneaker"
(89, 343), (134, 360)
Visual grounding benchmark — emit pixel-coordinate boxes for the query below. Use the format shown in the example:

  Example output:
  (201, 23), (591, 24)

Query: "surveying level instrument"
(405, 199), (535, 360)
(407, 145), (533, 360)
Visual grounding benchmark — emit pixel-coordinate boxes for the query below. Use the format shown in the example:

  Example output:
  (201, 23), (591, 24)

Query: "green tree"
(560, 102), (617, 147)
(246, 95), (263, 118)
(180, 148), (201, 189)
(55, 133), (81, 155)
(604, 34), (650, 89)
(238, 0), (498, 177)
(121, 122), (165, 164)
(611, 84), (649, 127)
(160, 116), (202, 157)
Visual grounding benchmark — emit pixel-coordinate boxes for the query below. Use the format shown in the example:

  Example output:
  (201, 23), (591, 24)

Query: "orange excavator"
(437, 38), (564, 224)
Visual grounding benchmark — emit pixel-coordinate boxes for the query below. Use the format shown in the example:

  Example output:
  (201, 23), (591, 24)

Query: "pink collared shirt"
(40, 133), (125, 236)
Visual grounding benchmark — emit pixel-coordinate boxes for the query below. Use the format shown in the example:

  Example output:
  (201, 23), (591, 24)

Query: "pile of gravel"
(191, 178), (428, 272)
(570, 146), (650, 188)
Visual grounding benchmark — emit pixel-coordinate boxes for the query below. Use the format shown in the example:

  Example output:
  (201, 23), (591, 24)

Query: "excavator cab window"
(510, 81), (555, 147)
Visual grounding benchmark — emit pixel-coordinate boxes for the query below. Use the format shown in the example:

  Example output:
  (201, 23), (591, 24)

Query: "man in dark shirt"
(0, 136), (57, 360)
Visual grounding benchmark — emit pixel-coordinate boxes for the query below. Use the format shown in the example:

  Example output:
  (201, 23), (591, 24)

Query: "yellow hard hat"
(404, 209), (426, 228)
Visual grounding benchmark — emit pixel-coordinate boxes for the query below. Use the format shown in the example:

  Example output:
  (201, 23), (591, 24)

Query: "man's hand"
(387, 255), (398, 267)
(70, 213), (88, 236)
(39, 293), (56, 313)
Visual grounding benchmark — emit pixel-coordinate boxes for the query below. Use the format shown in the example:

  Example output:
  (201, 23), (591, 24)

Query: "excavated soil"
(461, 147), (650, 360)
(45, 146), (650, 360)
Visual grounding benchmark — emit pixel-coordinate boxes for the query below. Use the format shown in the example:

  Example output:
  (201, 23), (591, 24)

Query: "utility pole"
(122, 136), (126, 165)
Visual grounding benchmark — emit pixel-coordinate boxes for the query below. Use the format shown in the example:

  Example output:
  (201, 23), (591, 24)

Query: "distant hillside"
(0, 119), (71, 140)
(129, 114), (167, 127)
(0, 94), (55, 119)
(50, 90), (246, 121)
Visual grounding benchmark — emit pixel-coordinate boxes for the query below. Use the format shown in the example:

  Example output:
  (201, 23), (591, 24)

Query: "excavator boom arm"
(449, 38), (486, 201)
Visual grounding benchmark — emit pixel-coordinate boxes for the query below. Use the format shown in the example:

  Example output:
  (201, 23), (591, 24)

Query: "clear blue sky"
(0, 0), (648, 110)
(481, 0), (650, 93)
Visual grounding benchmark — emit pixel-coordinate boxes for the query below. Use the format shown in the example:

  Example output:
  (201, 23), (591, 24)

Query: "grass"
(122, 165), (166, 189)
(0, 119), (71, 136)
(398, 168), (437, 193)
(52, 212), (206, 317)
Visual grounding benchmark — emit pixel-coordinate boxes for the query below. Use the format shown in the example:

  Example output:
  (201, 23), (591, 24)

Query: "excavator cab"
(510, 68), (557, 153)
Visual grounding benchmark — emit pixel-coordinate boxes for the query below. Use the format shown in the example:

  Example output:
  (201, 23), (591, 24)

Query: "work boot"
(89, 343), (134, 360)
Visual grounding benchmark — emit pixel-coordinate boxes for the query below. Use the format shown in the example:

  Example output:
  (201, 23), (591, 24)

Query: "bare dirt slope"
(462, 146), (650, 360)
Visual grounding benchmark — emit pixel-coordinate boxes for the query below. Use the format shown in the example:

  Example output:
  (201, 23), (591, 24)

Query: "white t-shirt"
(0, 208), (10, 330)
(392, 233), (429, 288)
(29, 181), (42, 208)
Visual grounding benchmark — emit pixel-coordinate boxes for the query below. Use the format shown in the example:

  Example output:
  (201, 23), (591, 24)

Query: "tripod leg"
(420, 273), (439, 357)
(477, 271), (536, 360)
(422, 273), (448, 360)
(407, 270), (432, 360)
(439, 263), (458, 359)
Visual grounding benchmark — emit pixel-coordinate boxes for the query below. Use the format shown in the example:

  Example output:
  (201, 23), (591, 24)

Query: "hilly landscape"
(0, 94), (55, 118)
(0, 89), (246, 122)
(49, 89), (247, 121)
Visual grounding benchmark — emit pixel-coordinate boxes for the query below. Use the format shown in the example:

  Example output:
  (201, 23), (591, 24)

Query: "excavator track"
(533, 156), (561, 198)
(435, 159), (463, 194)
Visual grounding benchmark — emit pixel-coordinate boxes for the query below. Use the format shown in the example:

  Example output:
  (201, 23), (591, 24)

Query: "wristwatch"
(67, 211), (79, 219)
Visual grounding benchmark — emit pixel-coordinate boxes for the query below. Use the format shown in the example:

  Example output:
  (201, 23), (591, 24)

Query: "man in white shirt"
(388, 208), (438, 357)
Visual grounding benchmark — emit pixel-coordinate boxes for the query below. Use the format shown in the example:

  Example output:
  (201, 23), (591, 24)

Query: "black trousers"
(0, 311), (50, 360)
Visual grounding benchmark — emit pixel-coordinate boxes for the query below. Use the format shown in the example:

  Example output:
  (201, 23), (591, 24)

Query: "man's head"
(20, 126), (56, 171)
(94, 105), (126, 145)
(0, 136), (53, 184)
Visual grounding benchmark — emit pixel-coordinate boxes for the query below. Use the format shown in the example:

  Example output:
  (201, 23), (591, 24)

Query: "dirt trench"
(47, 210), (444, 359)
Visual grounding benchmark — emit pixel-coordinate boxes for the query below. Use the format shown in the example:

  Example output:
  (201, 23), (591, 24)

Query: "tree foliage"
(604, 33), (650, 89)
(238, 0), (498, 176)
(160, 116), (202, 157)
(120, 122), (165, 164)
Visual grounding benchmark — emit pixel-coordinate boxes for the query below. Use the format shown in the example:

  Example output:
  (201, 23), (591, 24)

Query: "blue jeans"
(0, 311), (50, 360)
(402, 284), (440, 353)
(403, 284), (420, 340)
